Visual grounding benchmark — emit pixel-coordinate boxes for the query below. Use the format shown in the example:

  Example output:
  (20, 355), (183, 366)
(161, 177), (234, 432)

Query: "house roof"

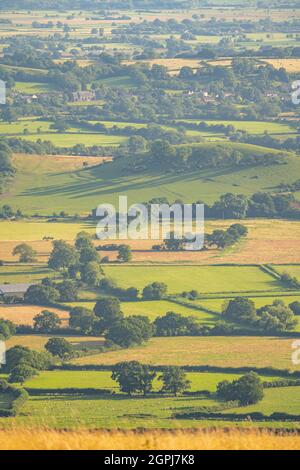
(0, 283), (34, 294)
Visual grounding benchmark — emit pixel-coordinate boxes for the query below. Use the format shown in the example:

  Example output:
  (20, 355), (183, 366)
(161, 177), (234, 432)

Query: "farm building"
(70, 91), (96, 102)
(0, 283), (34, 299)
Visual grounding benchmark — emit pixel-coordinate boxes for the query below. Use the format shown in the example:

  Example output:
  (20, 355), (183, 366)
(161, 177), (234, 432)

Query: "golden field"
(0, 428), (299, 450)
(1, 219), (300, 264)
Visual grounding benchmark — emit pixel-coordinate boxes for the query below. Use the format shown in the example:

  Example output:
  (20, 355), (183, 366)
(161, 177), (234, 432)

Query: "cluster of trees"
(145, 190), (297, 220)
(217, 372), (264, 405)
(206, 223), (248, 249)
(69, 296), (154, 347)
(112, 361), (190, 396)
(145, 140), (288, 173)
(48, 232), (103, 287)
(4, 345), (51, 385)
(223, 297), (298, 333)
(25, 279), (79, 305)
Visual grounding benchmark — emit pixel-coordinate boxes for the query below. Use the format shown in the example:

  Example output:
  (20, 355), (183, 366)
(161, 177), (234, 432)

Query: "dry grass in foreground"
(0, 429), (299, 450)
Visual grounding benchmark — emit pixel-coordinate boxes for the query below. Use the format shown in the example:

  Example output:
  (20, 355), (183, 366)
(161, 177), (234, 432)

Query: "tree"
(48, 240), (79, 271)
(80, 261), (103, 287)
(69, 306), (96, 334)
(256, 300), (297, 332)
(227, 223), (248, 239)
(13, 243), (37, 263)
(75, 231), (93, 250)
(79, 246), (99, 264)
(142, 282), (168, 300)
(24, 284), (60, 305)
(8, 364), (38, 385)
(5, 345), (50, 373)
(94, 297), (123, 330)
(117, 244), (132, 263)
(154, 312), (199, 336)
(223, 297), (256, 324)
(106, 316), (154, 348)
(45, 338), (73, 360)
(56, 280), (78, 302)
(0, 318), (16, 340)
(111, 361), (156, 396)
(33, 310), (62, 333)
(159, 366), (191, 397)
(217, 372), (264, 405)
(207, 229), (235, 249)
(289, 301), (300, 315)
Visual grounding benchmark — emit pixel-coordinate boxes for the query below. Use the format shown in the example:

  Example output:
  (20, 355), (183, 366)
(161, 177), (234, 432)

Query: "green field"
(0, 265), (54, 283)
(6, 335), (105, 351)
(2, 145), (300, 215)
(21, 133), (127, 147)
(274, 265), (300, 278)
(65, 299), (219, 323)
(104, 265), (280, 294)
(227, 387), (300, 417)
(175, 120), (296, 136)
(23, 370), (258, 392)
(14, 82), (58, 94)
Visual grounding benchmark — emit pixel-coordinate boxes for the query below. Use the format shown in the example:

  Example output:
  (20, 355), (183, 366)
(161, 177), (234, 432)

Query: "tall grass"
(0, 429), (299, 450)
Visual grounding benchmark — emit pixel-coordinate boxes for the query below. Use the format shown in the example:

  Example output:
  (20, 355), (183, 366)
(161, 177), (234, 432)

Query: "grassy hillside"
(2, 146), (299, 215)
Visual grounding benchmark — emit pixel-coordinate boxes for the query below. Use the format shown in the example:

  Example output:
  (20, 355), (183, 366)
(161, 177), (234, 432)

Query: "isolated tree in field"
(24, 284), (60, 306)
(13, 243), (37, 263)
(94, 297), (123, 330)
(69, 306), (96, 334)
(80, 261), (103, 287)
(45, 337), (73, 360)
(159, 366), (191, 397)
(142, 282), (168, 300)
(217, 372), (264, 405)
(227, 223), (248, 239)
(48, 240), (79, 271)
(223, 297), (256, 324)
(111, 361), (156, 396)
(33, 310), (62, 333)
(117, 244), (132, 263)
(8, 364), (38, 385)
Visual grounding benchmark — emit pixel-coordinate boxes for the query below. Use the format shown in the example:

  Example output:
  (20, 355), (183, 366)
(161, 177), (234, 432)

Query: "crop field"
(1, 218), (300, 266)
(1, 428), (300, 450)
(0, 305), (69, 326)
(6, 335), (104, 351)
(104, 265), (280, 294)
(264, 59), (300, 73)
(2, 147), (300, 215)
(72, 336), (299, 370)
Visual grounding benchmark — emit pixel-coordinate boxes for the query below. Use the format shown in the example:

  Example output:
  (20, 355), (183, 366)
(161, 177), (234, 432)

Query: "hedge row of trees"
(223, 297), (299, 333)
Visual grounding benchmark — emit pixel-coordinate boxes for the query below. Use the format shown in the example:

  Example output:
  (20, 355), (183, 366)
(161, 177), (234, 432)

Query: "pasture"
(71, 336), (299, 370)
(3, 146), (300, 215)
(22, 370), (282, 394)
(103, 265), (280, 294)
